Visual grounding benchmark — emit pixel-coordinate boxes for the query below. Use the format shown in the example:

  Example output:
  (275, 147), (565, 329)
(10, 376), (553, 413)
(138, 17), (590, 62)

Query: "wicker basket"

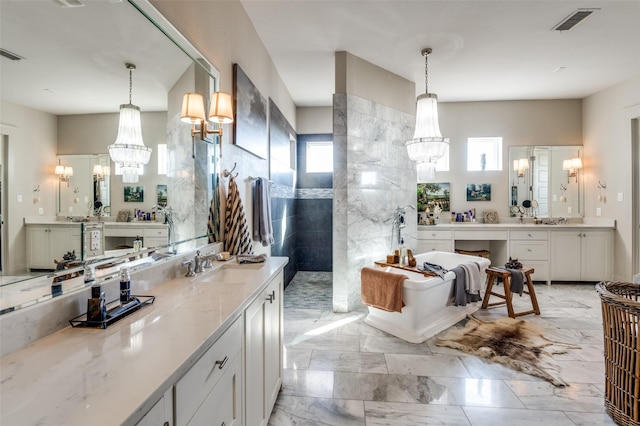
(596, 281), (640, 426)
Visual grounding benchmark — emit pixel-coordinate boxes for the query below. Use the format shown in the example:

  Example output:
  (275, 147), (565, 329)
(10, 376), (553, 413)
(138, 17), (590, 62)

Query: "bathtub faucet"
(391, 205), (416, 249)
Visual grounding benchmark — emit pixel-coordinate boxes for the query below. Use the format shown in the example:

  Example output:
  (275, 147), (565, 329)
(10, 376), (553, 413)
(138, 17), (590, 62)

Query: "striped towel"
(224, 176), (253, 255)
(207, 173), (221, 243)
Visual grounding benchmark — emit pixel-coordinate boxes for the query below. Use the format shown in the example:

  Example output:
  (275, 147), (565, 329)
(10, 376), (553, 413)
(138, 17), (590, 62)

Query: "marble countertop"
(0, 256), (288, 425)
(418, 218), (616, 230)
(24, 217), (167, 227)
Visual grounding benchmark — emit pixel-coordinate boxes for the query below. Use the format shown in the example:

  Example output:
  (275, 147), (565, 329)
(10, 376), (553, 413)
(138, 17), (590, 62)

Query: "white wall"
(437, 99), (583, 218)
(583, 74), (640, 281)
(297, 107), (333, 134)
(151, 0), (297, 255)
(1, 101), (58, 274)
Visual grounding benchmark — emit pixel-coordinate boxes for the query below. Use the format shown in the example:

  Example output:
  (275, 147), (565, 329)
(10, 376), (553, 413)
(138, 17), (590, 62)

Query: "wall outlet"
(17, 195), (22, 203)
(68, 206), (73, 213)
(38, 207), (44, 215)
(618, 192), (624, 202)
(596, 207), (602, 216)
(552, 194), (557, 202)
(567, 206), (572, 214)
(84, 196), (89, 203)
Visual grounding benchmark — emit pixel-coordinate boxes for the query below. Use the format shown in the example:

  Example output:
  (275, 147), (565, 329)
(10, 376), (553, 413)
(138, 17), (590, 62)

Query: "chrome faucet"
(193, 250), (219, 273)
(182, 259), (196, 277)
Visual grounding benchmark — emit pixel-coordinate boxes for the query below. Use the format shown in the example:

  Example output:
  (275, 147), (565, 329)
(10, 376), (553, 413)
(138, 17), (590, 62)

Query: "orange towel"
(361, 267), (407, 313)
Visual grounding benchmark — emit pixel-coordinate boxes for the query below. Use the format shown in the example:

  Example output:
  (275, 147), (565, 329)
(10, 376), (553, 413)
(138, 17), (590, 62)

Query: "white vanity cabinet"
(136, 388), (173, 426)
(143, 227), (169, 248)
(174, 317), (243, 426)
(416, 230), (453, 252)
(509, 230), (549, 283)
(550, 230), (613, 281)
(244, 271), (283, 426)
(26, 224), (82, 270)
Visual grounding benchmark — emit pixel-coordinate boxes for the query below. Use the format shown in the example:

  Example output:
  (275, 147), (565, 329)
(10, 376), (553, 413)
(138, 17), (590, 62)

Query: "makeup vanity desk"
(417, 219), (615, 284)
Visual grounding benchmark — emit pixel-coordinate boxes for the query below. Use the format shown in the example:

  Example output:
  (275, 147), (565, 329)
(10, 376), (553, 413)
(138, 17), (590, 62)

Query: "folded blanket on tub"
(360, 267), (407, 313)
(452, 262), (483, 306)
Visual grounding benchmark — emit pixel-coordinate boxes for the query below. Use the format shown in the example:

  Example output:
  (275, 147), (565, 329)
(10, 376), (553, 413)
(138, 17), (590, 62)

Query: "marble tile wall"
(332, 93), (417, 312)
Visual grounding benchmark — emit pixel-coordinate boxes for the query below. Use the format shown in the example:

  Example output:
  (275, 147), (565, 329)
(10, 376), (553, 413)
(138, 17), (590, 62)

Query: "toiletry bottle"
(84, 265), (96, 284)
(399, 238), (408, 266)
(120, 267), (131, 304)
(87, 285), (107, 322)
(133, 235), (142, 252)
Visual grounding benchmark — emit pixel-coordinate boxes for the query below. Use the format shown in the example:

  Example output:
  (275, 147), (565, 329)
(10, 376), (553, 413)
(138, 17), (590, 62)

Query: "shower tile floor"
(269, 272), (616, 426)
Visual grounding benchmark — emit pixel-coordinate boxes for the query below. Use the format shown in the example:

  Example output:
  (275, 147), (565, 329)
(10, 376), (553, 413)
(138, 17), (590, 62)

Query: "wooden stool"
(481, 267), (541, 318)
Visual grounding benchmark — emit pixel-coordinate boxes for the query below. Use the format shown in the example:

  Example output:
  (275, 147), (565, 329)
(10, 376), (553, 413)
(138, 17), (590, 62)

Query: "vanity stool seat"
(481, 267), (540, 318)
(455, 249), (490, 258)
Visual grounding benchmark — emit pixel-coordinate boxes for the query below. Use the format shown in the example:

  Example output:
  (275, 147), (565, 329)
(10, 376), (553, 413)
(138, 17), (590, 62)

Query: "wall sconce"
(562, 157), (582, 182)
(55, 164), (74, 187)
(513, 158), (530, 180)
(93, 164), (110, 181)
(180, 92), (234, 158)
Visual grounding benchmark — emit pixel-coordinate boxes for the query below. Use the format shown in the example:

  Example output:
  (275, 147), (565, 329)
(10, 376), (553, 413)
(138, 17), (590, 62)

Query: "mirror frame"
(508, 145), (584, 218)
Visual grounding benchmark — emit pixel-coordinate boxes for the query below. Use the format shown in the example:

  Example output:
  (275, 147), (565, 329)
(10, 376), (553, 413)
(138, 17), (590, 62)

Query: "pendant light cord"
(125, 63), (136, 104)
(422, 47), (432, 95)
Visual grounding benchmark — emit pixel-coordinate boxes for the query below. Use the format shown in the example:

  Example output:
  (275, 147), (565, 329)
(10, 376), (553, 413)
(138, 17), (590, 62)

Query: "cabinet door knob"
(528, 233), (532, 237)
(214, 355), (229, 370)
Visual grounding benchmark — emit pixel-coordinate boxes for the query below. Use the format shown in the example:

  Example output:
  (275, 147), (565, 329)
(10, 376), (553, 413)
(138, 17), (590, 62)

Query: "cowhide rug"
(436, 316), (580, 387)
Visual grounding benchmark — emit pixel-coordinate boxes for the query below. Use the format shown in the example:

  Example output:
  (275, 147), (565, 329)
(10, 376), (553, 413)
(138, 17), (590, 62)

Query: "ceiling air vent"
(553, 8), (599, 31)
(0, 48), (25, 61)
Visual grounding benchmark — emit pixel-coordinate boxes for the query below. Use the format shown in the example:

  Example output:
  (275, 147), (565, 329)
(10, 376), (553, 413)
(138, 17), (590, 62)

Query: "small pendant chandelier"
(406, 48), (449, 181)
(108, 63), (152, 183)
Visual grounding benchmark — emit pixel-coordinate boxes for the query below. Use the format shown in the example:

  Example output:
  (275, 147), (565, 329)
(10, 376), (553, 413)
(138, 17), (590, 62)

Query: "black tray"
(69, 295), (155, 329)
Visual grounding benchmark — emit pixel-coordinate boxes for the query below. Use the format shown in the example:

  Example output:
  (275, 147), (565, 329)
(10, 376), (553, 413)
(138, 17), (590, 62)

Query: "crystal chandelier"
(108, 63), (152, 183)
(406, 48), (449, 181)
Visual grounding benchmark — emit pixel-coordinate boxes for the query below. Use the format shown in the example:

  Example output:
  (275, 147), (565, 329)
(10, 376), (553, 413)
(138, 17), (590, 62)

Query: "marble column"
(332, 93), (417, 312)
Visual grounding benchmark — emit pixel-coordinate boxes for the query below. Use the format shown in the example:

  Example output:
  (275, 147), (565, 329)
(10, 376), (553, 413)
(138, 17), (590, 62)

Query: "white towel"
(252, 177), (274, 247)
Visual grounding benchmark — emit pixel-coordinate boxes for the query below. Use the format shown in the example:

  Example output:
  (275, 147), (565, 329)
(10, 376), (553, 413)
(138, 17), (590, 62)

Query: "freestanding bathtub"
(364, 251), (491, 343)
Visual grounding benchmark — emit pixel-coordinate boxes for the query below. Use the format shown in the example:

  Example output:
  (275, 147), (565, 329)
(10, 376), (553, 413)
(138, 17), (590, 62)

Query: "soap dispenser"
(399, 238), (408, 266)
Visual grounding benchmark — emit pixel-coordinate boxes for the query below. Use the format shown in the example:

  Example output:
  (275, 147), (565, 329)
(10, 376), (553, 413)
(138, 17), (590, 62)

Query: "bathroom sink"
(195, 263), (263, 283)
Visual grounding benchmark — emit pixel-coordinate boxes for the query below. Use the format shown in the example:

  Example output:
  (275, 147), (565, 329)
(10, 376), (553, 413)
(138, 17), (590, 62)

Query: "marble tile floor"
(269, 271), (616, 426)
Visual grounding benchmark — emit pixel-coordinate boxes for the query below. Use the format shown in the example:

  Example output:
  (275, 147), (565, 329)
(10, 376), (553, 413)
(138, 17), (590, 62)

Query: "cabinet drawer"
(417, 230), (452, 240)
(175, 317), (242, 426)
(144, 227), (168, 238)
(104, 227), (140, 237)
(510, 230), (548, 241)
(187, 354), (242, 426)
(510, 241), (548, 260)
(454, 230), (508, 240)
(417, 240), (453, 253)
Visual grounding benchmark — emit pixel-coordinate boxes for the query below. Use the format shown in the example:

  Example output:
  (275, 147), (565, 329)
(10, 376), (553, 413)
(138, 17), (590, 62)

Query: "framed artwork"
(124, 186), (144, 202)
(157, 184), (167, 207)
(417, 182), (450, 212)
(233, 63), (268, 159)
(466, 183), (491, 201)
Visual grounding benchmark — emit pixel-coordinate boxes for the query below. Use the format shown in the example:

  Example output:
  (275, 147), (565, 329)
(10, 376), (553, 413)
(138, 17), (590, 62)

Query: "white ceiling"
(239, 0), (640, 106)
(1, 1), (639, 116)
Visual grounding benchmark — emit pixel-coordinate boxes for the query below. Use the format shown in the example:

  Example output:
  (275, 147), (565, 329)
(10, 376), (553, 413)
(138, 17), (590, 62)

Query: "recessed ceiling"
(239, 0), (640, 107)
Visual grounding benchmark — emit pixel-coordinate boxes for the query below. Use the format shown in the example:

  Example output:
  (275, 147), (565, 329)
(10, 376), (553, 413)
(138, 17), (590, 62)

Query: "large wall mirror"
(508, 146), (584, 218)
(0, 0), (221, 314)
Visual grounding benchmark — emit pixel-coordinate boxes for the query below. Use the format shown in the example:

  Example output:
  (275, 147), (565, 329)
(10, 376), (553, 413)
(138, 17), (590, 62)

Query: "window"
(467, 137), (502, 171)
(306, 141), (333, 173)
(157, 144), (167, 175)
